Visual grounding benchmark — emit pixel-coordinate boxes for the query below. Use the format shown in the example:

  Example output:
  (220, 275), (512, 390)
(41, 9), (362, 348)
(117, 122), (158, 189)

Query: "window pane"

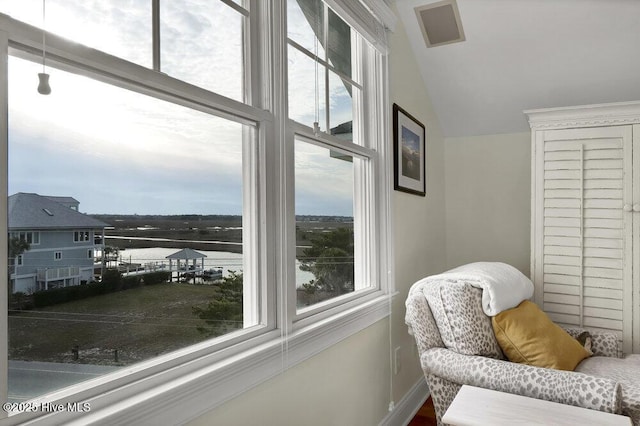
(295, 140), (355, 308)
(7, 56), (253, 402)
(0, 0), (152, 67)
(161, 0), (245, 101)
(287, 0), (325, 58)
(328, 70), (356, 142)
(288, 46), (326, 131)
(327, 8), (351, 79)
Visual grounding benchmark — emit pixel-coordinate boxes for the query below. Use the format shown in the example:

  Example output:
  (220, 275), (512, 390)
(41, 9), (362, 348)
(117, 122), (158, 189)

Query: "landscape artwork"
(401, 126), (421, 180)
(393, 103), (426, 196)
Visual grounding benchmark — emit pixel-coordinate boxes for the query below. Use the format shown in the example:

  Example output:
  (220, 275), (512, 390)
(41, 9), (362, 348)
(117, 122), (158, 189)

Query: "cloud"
(8, 55), (245, 215)
(294, 141), (354, 216)
(4, 1), (357, 217)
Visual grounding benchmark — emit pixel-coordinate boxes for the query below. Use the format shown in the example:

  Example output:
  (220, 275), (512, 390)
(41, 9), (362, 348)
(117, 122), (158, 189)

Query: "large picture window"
(0, 0), (391, 423)
(7, 55), (256, 402)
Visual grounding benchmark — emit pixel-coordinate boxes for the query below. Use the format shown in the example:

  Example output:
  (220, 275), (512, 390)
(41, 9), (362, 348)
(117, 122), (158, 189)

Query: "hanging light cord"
(41, 0), (46, 72)
(37, 0), (51, 95)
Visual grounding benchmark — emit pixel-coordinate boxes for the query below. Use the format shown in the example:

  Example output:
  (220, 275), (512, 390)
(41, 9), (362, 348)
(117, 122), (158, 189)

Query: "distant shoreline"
(94, 214), (352, 255)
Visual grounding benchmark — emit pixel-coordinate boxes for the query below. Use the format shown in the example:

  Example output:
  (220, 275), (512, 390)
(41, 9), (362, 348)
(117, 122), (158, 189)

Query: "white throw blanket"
(419, 262), (534, 316)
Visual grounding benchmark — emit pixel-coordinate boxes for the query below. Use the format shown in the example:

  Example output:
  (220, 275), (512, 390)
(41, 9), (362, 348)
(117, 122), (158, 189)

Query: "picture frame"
(393, 103), (426, 196)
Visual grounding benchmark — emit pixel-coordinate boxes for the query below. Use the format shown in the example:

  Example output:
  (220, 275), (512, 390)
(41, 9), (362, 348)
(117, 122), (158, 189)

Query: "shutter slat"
(544, 283), (579, 295)
(584, 287), (623, 300)
(583, 317), (623, 331)
(583, 267), (623, 280)
(546, 302), (580, 315)
(544, 227), (581, 237)
(584, 238), (623, 249)
(584, 277), (622, 289)
(584, 297), (623, 310)
(544, 293), (579, 305)
(544, 254), (580, 266)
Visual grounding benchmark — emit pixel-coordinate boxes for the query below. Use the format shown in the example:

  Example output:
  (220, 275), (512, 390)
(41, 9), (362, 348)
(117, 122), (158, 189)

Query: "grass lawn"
(9, 283), (234, 366)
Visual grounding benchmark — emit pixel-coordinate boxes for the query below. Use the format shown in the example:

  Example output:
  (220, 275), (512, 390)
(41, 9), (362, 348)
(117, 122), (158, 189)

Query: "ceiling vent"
(415, 0), (465, 48)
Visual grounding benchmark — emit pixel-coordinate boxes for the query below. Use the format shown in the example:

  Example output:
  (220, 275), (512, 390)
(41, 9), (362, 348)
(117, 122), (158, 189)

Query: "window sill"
(3, 293), (391, 426)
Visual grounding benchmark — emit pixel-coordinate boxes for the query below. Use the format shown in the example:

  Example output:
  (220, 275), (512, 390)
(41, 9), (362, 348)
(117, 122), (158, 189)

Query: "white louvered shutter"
(533, 126), (633, 354)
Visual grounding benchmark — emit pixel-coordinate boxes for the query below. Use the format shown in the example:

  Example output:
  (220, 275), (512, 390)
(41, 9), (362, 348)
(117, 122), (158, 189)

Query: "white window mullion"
(283, 126), (298, 338)
(352, 32), (368, 291)
(242, 124), (259, 328)
(364, 43), (392, 294)
(271, 0), (296, 338)
(0, 28), (9, 417)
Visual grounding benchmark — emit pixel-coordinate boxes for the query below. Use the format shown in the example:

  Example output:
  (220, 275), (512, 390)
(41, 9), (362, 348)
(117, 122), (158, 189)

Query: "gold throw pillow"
(492, 300), (591, 371)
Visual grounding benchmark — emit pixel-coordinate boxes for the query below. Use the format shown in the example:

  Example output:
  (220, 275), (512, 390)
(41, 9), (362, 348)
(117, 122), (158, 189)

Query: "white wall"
(388, 0), (447, 409)
(444, 132), (531, 275)
(187, 8), (447, 426)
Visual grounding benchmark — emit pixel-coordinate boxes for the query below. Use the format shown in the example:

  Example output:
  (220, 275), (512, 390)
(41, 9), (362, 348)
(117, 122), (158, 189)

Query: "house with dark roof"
(8, 193), (110, 294)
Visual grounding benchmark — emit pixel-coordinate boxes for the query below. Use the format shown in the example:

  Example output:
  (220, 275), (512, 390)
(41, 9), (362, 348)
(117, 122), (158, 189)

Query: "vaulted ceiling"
(393, 0), (640, 137)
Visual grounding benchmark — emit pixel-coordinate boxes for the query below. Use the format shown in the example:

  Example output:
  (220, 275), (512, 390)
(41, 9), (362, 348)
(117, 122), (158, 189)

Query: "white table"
(442, 385), (631, 426)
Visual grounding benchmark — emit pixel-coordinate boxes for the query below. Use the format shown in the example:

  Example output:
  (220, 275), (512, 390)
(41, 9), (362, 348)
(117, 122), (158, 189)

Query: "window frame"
(11, 231), (39, 245)
(73, 231), (89, 243)
(0, 0), (394, 423)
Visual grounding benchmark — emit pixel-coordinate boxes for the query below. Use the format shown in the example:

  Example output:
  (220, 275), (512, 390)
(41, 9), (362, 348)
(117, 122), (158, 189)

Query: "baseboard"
(379, 377), (429, 426)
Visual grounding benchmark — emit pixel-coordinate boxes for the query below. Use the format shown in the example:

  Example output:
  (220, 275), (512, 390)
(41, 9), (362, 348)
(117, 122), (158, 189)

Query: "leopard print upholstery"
(564, 327), (622, 358)
(422, 348), (622, 414)
(425, 374), (460, 425)
(406, 277), (638, 425)
(406, 284), (444, 354)
(577, 355), (640, 425)
(422, 281), (503, 359)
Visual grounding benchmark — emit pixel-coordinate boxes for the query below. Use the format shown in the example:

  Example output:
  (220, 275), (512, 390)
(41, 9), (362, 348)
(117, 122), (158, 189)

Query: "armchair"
(405, 264), (639, 425)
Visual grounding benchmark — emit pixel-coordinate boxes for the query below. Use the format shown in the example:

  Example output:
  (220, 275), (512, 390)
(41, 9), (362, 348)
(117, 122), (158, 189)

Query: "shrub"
(9, 292), (34, 310)
(143, 271), (171, 286)
(122, 275), (142, 290)
(102, 269), (122, 291)
(30, 269), (170, 309)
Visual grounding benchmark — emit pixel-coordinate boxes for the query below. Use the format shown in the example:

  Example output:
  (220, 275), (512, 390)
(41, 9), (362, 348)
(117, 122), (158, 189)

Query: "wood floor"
(407, 396), (437, 426)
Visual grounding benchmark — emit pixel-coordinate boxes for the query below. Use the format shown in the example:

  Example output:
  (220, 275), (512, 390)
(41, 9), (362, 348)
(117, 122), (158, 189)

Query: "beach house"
(8, 193), (109, 294)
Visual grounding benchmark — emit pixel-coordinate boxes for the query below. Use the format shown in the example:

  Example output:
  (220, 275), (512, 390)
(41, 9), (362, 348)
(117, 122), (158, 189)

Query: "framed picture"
(393, 103), (426, 196)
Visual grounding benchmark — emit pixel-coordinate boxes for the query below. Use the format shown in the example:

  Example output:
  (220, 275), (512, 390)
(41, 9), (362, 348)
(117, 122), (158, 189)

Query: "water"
(117, 247), (314, 286)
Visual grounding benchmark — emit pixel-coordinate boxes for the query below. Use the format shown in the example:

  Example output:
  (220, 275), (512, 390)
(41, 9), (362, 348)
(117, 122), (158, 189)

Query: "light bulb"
(37, 72), (51, 95)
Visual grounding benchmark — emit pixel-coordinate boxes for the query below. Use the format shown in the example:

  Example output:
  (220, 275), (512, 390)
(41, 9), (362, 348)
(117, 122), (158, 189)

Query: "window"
(73, 231), (90, 242)
(11, 231), (40, 245)
(0, 0), (153, 67)
(1, 1), (392, 423)
(0, 0), (248, 102)
(160, 0), (247, 101)
(287, 0), (361, 141)
(287, 0), (376, 312)
(7, 54), (255, 401)
(295, 138), (362, 308)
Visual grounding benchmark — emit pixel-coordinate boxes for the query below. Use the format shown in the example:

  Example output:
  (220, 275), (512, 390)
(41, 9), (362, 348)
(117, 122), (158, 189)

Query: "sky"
(2, 0), (356, 216)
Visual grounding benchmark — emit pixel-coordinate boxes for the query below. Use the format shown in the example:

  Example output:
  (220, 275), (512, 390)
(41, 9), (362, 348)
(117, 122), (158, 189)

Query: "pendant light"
(37, 0), (51, 95)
